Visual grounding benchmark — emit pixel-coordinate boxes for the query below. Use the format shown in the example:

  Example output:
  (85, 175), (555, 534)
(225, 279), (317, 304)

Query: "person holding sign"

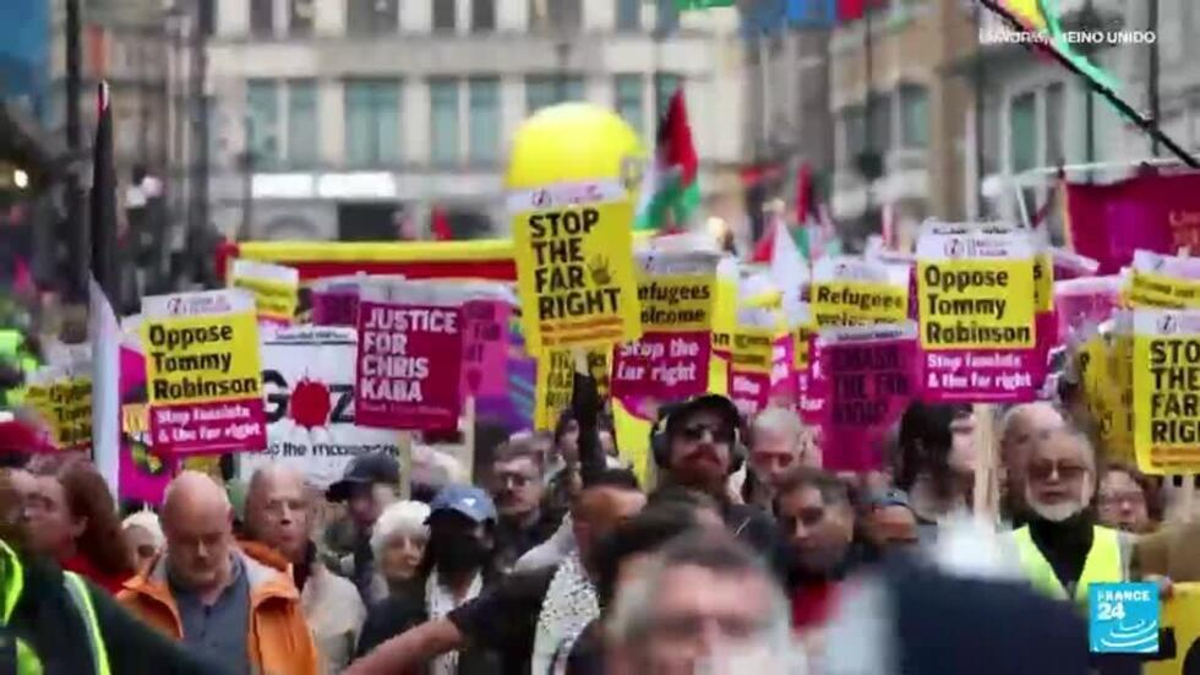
(649, 394), (781, 569)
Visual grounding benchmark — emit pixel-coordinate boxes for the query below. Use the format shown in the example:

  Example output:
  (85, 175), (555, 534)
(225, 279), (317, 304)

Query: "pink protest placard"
(612, 332), (712, 402)
(118, 344), (175, 505)
(769, 334), (796, 404)
(355, 301), (464, 430)
(461, 300), (512, 400)
(729, 369), (770, 419)
(819, 324), (920, 472)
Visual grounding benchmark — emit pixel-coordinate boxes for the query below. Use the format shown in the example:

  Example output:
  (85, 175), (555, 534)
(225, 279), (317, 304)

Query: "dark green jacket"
(2, 541), (231, 675)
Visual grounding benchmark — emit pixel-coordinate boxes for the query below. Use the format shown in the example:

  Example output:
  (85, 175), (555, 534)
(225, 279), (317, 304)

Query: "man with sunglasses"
(651, 395), (781, 569)
(1011, 427), (1133, 609)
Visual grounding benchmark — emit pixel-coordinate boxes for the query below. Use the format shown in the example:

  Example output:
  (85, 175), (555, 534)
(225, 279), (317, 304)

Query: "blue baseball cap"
(429, 484), (497, 524)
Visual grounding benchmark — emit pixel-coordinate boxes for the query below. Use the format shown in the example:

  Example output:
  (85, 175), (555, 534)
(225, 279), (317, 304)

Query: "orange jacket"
(118, 545), (319, 675)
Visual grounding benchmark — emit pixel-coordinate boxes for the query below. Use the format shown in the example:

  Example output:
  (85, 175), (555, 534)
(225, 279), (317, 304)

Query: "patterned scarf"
(426, 569), (483, 675)
(532, 552), (599, 675)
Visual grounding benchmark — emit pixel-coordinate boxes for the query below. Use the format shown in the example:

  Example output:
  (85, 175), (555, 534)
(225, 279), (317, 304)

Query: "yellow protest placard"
(711, 259), (738, 357)
(916, 230), (1036, 350)
(141, 289), (266, 455)
(510, 184), (641, 351)
(1145, 583), (1200, 675)
(23, 376), (92, 451)
(506, 104), (645, 353)
(1034, 251), (1054, 314)
(1127, 251), (1200, 309)
(142, 311), (262, 406)
(230, 259), (300, 323)
(1133, 309), (1200, 474)
(811, 257), (908, 327)
(535, 349), (574, 431)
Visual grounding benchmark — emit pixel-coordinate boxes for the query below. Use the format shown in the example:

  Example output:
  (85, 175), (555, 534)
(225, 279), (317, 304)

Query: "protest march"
(6, 1), (1200, 673)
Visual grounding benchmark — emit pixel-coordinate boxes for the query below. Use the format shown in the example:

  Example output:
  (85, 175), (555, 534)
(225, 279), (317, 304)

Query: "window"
(1009, 92), (1037, 173)
(472, 0), (496, 32)
(842, 105), (866, 167)
(654, 73), (681, 119)
(615, 75), (644, 136)
(526, 75), (585, 113)
(1044, 83), (1064, 165)
(899, 84), (928, 148)
(549, 0), (582, 30)
(655, 0), (679, 35)
(287, 80), (318, 167)
(430, 79), (460, 166)
(468, 78), (500, 164)
(433, 0), (457, 32)
(250, 0), (274, 36)
(866, 93), (891, 154)
(347, 0), (399, 35)
(616, 0), (641, 31)
(289, 0), (314, 35)
(247, 80), (280, 168)
(345, 80), (401, 167)
(198, 0), (215, 36)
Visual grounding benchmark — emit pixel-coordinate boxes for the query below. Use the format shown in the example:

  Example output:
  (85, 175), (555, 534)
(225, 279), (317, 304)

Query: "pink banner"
(920, 349), (1044, 404)
(769, 335), (796, 403)
(355, 301), (464, 430)
(799, 335), (824, 425)
(820, 330), (919, 472)
(729, 370), (770, 419)
(119, 345), (174, 505)
(612, 331), (711, 402)
(312, 286), (360, 327)
(150, 399), (267, 455)
(1055, 277), (1122, 340)
(1066, 172), (1200, 275)
(461, 300), (512, 400)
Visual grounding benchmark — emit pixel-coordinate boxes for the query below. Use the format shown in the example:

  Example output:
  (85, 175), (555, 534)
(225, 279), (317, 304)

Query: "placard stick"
(972, 404), (999, 522)
(397, 431), (413, 501)
(462, 396), (477, 485)
(1184, 475), (1196, 523)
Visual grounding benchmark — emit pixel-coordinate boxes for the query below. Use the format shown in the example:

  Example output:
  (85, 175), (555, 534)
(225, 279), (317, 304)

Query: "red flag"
(794, 163), (813, 224)
(751, 222), (776, 264)
(431, 207), (453, 241)
(837, 0), (865, 20)
(661, 89), (699, 187)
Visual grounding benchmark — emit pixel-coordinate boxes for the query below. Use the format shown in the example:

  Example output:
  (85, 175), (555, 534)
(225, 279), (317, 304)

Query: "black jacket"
(11, 554), (229, 675)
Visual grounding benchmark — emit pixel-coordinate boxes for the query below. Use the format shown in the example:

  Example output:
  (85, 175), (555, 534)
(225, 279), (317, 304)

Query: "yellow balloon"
(505, 103), (646, 193)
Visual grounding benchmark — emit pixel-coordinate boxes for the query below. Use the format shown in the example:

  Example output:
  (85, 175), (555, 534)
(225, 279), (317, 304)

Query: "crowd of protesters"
(0, 363), (1196, 674)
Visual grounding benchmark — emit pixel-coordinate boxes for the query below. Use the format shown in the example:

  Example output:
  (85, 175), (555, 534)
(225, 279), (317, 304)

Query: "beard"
(1025, 482), (1093, 523)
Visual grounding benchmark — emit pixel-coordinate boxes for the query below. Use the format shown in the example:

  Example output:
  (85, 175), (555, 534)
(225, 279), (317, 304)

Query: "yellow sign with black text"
(1133, 309), (1200, 474)
(510, 182), (641, 352)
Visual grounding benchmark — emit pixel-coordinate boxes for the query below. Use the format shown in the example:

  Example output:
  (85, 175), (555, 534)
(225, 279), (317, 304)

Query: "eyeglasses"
(678, 424), (735, 444)
(1099, 491), (1146, 508)
(1028, 460), (1089, 482)
(493, 472), (535, 489)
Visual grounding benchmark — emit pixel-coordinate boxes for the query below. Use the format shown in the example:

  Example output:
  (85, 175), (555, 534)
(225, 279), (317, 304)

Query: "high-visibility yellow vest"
(1012, 525), (1123, 607)
(0, 540), (110, 675)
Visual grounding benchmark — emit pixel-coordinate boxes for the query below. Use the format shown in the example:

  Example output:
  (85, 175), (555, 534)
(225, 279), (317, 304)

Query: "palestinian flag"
(634, 88), (701, 232)
(89, 82), (121, 492)
(982, 0), (1118, 91)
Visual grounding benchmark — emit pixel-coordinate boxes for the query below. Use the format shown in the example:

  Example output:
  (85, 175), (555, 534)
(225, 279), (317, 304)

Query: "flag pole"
(978, 0), (1198, 168)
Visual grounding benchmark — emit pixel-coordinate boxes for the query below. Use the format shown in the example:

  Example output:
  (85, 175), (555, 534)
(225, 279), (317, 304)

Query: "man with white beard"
(1009, 428), (1133, 608)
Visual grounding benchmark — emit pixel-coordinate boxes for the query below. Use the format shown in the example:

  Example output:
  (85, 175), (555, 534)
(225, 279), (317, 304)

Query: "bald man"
(1000, 403), (1066, 523)
(245, 466), (365, 674)
(119, 471), (320, 675)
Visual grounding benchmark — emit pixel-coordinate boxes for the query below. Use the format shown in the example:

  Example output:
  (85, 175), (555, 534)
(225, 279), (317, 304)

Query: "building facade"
(205, 0), (748, 242)
(974, 0), (1200, 236)
(827, 0), (977, 251)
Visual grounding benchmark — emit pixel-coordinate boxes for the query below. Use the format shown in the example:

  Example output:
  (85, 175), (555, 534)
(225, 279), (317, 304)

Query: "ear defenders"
(650, 396), (747, 475)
